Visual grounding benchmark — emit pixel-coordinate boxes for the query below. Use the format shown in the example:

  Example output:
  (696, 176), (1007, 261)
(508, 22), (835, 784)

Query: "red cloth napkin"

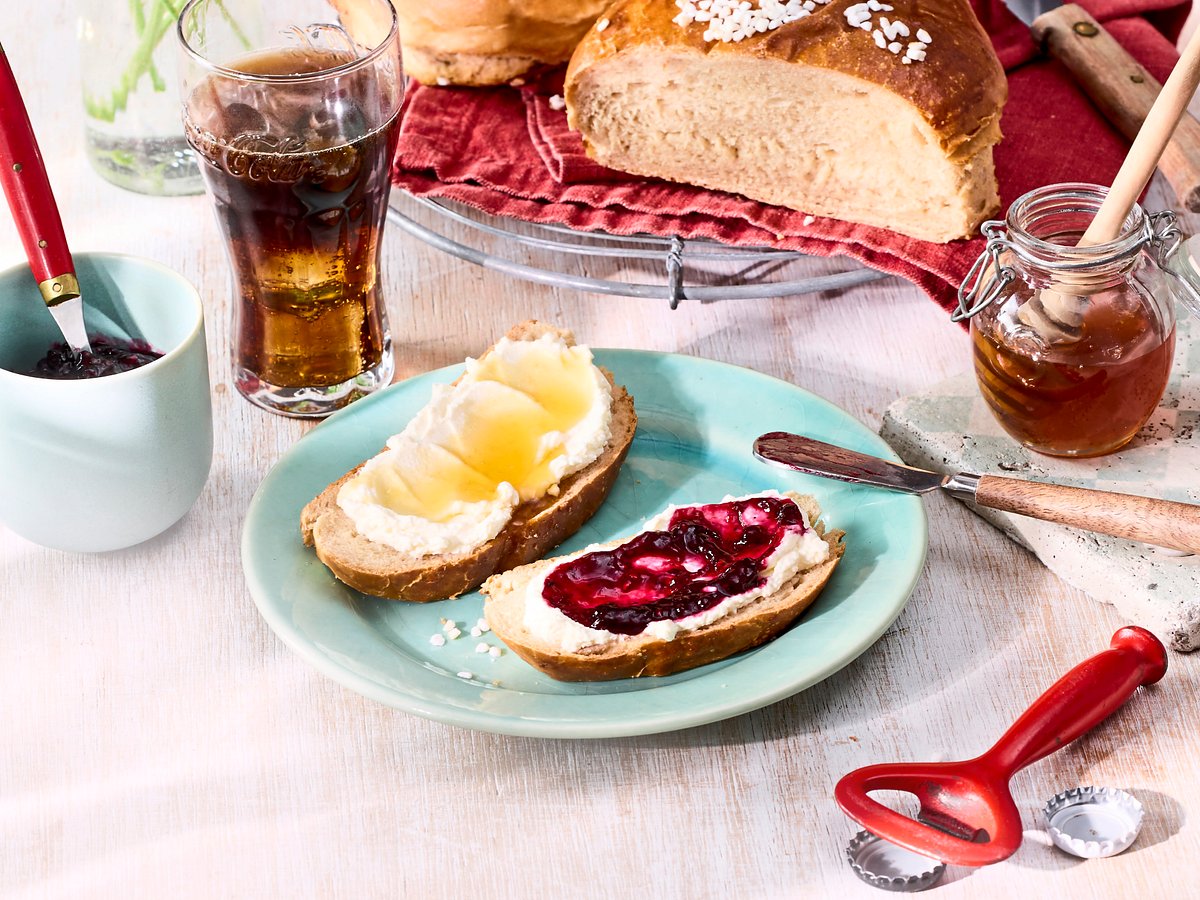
(392, 0), (1191, 314)
(522, 80), (639, 184)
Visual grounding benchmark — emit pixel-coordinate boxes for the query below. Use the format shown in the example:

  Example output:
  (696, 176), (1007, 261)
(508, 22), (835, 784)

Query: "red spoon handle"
(0, 46), (77, 307)
(984, 626), (1167, 776)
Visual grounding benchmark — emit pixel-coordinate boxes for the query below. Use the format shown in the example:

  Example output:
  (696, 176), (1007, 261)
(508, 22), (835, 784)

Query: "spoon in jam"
(0, 43), (90, 353)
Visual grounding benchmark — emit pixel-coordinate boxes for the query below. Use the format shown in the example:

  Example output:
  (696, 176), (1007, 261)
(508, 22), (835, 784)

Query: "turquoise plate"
(242, 350), (927, 738)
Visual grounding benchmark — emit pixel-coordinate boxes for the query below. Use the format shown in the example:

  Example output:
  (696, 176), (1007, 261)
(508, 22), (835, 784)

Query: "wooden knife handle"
(975, 475), (1200, 554)
(1032, 3), (1200, 212)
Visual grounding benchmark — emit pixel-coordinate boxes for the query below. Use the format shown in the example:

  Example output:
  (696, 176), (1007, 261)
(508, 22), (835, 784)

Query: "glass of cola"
(178, 0), (403, 417)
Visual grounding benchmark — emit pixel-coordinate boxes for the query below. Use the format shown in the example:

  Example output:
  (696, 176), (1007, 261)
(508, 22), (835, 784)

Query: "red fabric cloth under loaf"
(392, 0), (1190, 314)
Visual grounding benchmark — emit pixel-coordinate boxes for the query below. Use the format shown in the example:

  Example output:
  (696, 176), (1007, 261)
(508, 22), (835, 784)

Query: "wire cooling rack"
(386, 192), (890, 308)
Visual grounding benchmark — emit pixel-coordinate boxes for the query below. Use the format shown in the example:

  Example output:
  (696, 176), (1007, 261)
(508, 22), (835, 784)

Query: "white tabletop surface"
(4, 5), (1200, 898)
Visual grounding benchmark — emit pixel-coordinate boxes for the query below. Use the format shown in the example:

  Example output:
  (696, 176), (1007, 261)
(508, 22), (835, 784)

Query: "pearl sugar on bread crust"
(673, 0), (833, 42)
(672, 0), (932, 65)
(843, 1), (931, 64)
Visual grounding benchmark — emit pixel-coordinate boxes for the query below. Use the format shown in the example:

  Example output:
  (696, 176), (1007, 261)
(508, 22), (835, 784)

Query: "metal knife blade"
(1002, 0), (1060, 28)
(752, 432), (949, 494)
(48, 296), (90, 353)
(756, 432), (1200, 554)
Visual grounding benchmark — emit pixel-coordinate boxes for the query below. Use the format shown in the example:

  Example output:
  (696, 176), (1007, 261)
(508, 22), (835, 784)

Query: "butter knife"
(753, 432), (1200, 554)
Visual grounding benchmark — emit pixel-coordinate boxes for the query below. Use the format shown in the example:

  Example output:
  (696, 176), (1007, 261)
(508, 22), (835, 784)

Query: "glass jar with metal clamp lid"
(954, 183), (1200, 457)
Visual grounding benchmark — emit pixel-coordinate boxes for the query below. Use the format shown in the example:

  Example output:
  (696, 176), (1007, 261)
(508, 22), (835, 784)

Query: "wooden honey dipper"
(1020, 26), (1200, 339)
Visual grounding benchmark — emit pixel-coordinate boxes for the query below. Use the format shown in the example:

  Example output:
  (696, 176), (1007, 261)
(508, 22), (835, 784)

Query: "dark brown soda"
(185, 48), (398, 388)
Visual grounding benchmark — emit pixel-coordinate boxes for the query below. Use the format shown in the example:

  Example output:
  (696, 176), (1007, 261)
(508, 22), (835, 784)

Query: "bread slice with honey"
(300, 321), (637, 602)
(481, 494), (845, 680)
(565, 0), (1007, 242)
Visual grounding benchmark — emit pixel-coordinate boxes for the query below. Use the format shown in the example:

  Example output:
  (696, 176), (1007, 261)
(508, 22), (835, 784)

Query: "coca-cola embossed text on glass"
(178, 0), (402, 417)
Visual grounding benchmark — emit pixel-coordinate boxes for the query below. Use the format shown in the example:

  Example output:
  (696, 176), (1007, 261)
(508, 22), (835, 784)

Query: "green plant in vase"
(79, 0), (207, 194)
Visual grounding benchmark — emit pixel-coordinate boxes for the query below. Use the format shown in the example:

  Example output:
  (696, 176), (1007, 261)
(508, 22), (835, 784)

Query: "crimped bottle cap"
(846, 830), (945, 891)
(1044, 787), (1144, 858)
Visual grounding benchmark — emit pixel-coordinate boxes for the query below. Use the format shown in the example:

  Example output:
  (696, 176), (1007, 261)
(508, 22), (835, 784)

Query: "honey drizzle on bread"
(300, 322), (637, 602)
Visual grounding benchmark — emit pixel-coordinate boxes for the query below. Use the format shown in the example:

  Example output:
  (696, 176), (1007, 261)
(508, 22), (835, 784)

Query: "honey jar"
(956, 183), (1200, 457)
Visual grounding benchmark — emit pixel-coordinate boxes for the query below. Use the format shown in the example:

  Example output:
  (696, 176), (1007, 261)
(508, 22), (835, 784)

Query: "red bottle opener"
(835, 626), (1167, 867)
(0, 43), (89, 350)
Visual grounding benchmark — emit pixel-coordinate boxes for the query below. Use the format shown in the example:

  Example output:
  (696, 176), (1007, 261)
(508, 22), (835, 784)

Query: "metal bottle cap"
(846, 830), (946, 892)
(1044, 787), (1144, 858)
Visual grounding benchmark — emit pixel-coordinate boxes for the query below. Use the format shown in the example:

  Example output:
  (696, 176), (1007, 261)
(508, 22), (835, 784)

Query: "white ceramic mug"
(0, 252), (212, 551)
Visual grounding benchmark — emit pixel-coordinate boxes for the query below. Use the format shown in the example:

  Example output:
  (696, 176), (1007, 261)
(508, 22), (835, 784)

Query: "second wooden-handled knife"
(1011, 0), (1200, 211)
(753, 432), (1200, 554)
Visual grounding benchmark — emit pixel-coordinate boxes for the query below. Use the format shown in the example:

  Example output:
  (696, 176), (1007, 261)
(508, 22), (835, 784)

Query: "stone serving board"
(881, 308), (1200, 652)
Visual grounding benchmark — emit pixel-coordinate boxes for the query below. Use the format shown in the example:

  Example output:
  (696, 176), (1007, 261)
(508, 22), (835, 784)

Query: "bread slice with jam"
(482, 493), (845, 680)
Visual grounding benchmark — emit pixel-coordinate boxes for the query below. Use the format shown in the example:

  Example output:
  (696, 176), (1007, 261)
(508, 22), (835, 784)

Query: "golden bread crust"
(393, 0), (613, 85)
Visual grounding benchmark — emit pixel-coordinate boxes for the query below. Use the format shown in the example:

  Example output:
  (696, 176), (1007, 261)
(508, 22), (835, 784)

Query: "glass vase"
(78, 0), (203, 195)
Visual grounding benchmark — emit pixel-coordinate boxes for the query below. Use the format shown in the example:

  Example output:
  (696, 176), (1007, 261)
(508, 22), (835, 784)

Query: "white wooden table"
(4, 6), (1198, 897)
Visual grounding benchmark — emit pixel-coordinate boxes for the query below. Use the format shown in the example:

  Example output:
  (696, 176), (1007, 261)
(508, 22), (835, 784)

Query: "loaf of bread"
(392, 0), (614, 85)
(300, 322), (637, 602)
(565, 0), (1007, 242)
(482, 492), (845, 680)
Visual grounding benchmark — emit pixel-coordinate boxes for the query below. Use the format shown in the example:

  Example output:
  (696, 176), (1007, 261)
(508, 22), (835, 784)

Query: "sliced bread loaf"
(565, 0), (1007, 242)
